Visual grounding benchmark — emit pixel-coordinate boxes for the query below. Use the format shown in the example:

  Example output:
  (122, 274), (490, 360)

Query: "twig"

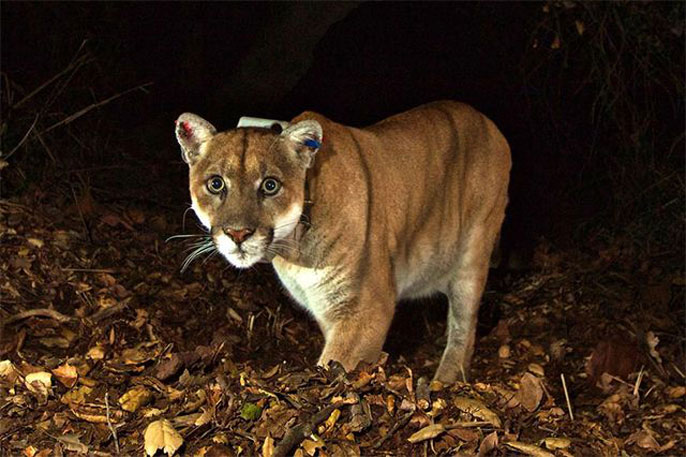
(70, 185), (91, 242)
(560, 373), (574, 421)
(372, 411), (413, 449)
(273, 403), (343, 457)
(5, 308), (75, 325)
(12, 41), (91, 110)
(445, 421), (492, 429)
(63, 268), (116, 273)
(89, 302), (128, 324)
(40, 82), (152, 135)
(33, 130), (57, 163)
(3, 114), (39, 160)
(104, 392), (120, 455)
(633, 365), (645, 398)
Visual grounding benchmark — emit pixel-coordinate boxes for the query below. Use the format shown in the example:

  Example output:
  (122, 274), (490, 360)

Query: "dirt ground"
(1, 172), (684, 457)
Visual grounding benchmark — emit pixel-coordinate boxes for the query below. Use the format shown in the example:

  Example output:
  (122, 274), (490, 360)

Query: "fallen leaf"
(492, 319), (511, 342)
(119, 385), (153, 412)
(144, 408), (164, 418)
(240, 402), (262, 421)
(52, 363), (78, 388)
(0, 360), (20, 386)
(69, 402), (124, 423)
(645, 331), (662, 364)
(324, 408), (341, 432)
(56, 433), (89, 454)
(25, 372), (52, 400)
(27, 238), (44, 248)
(585, 340), (640, 384)
(541, 437), (571, 450)
(301, 437), (324, 456)
(504, 441), (555, 457)
(666, 386), (686, 399)
(173, 413), (204, 427)
(144, 419), (184, 456)
(204, 444), (235, 457)
(61, 385), (93, 405)
(156, 354), (183, 381)
(126, 207), (146, 224)
(428, 398), (447, 418)
(626, 430), (660, 450)
(352, 371), (373, 390)
(549, 340), (567, 361)
(598, 393), (626, 424)
(87, 344), (106, 360)
(38, 337), (70, 349)
(516, 373), (544, 412)
(348, 400), (372, 432)
(262, 435), (274, 457)
(448, 427), (479, 443)
(453, 397), (502, 427)
(407, 423), (445, 443)
(657, 440), (676, 454)
(195, 407), (213, 426)
(429, 380), (444, 392)
(121, 347), (153, 365)
(527, 363), (545, 377)
(212, 433), (229, 444)
(478, 431), (498, 456)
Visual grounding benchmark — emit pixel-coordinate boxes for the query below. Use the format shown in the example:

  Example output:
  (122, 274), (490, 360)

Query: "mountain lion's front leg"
(316, 279), (396, 371)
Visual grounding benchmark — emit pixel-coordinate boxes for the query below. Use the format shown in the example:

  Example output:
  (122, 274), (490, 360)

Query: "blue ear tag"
(304, 138), (321, 149)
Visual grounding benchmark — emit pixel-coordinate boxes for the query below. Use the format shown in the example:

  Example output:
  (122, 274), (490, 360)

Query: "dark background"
(2, 1), (684, 260)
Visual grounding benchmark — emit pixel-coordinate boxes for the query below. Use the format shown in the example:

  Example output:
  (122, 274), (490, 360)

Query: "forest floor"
(1, 170), (684, 457)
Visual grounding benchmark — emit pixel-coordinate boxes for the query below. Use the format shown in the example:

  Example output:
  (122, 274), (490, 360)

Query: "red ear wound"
(176, 120), (193, 138)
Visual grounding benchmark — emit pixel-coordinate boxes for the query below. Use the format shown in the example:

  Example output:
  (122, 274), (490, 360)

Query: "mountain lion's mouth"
(215, 231), (268, 269)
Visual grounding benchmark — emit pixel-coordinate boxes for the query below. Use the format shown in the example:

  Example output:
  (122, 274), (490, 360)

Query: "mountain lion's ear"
(175, 113), (217, 165)
(281, 120), (322, 168)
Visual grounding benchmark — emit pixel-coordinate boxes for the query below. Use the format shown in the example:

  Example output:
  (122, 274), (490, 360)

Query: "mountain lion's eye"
(260, 177), (281, 196)
(207, 176), (225, 194)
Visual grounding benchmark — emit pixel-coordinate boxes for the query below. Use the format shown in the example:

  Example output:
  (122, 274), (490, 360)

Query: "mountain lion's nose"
(223, 227), (254, 244)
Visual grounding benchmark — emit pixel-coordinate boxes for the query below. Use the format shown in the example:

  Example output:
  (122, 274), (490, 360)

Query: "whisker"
(182, 242), (213, 253)
(182, 205), (194, 232)
(180, 244), (217, 272)
(201, 249), (220, 265)
(166, 233), (211, 242)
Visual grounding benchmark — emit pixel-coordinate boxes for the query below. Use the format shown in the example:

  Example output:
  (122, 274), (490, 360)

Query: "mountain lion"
(175, 101), (510, 383)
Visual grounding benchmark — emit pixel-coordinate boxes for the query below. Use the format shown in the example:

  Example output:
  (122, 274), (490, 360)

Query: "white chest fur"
(272, 257), (334, 316)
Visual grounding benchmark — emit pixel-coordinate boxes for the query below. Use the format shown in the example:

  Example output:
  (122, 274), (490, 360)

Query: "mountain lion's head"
(175, 113), (322, 268)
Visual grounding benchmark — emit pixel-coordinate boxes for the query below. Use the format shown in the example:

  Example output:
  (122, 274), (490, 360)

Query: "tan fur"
(176, 101), (511, 383)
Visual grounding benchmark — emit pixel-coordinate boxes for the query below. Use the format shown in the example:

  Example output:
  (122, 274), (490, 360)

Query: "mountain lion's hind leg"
(434, 224), (501, 384)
